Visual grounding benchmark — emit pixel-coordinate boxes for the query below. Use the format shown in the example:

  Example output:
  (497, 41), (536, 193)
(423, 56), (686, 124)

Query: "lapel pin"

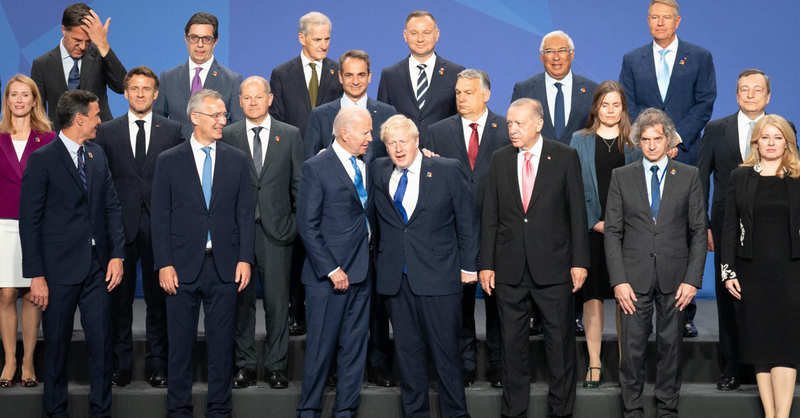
(491, 123), (497, 128)
(330, 68), (335, 75)
(155, 124), (160, 128)
(580, 87), (586, 93)
(212, 71), (218, 77)
(679, 57), (687, 66)
(35, 137), (41, 143)
(426, 171), (432, 178)
(670, 168), (676, 175)
(438, 68), (444, 75)
(275, 135), (280, 142)
(88, 152), (94, 159)
(547, 155), (551, 160)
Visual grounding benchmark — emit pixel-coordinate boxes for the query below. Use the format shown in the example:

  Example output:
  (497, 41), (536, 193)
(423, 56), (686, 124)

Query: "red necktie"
(521, 152), (535, 212)
(468, 123), (479, 170)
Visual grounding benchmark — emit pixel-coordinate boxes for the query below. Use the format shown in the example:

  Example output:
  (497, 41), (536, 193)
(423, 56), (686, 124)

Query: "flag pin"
(492, 123), (497, 128)
(438, 68), (444, 75)
(212, 71), (218, 77)
(670, 168), (676, 175)
(426, 171), (432, 177)
(580, 87), (586, 93)
(330, 69), (335, 75)
(275, 136), (280, 142)
(679, 58), (687, 65)
(35, 137), (41, 143)
(547, 156), (551, 160)
(88, 152), (94, 159)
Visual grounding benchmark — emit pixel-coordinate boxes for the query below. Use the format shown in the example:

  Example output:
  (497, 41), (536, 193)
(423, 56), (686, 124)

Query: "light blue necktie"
(657, 49), (670, 101)
(650, 165), (661, 222)
(350, 156), (370, 233)
(201, 147), (212, 242)
(745, 121), (755, 159)
(554, 82), (565, 140)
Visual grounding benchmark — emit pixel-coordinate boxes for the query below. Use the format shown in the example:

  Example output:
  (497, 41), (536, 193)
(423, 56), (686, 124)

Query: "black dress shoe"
(462, 368), (475, 387)
(368, 367), (396, 387)
(112, 369), (131, 387)
(268, 369), (289, 389)
(683, 319), (698, 338)
(233, 368), (257, 389)
(529, 317), (542, 336)
(717, 375), (740, 391)
(575, 317), (585, 337)
(326, 372), (338, 387)
(487, 367), (502, 388)
(148, 368), (168, 388)
(288, 317), (307, 336)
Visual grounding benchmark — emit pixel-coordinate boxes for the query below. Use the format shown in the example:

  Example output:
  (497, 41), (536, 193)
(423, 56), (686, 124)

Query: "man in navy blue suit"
(619, 0), (716, 337)
(377, 11), (465, 148)
(151, 89), (254, 417)
(374, 114), (480, 418)
(20, 90), (125, 417)
(153, 12), (244, 140)
(305, 50), (397, 160)
(295, 106), (375, 418)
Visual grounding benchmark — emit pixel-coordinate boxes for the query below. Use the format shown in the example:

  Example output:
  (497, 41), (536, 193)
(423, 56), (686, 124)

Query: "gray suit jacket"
(221, 118), (303, 246)
(604, 158), (706, 294)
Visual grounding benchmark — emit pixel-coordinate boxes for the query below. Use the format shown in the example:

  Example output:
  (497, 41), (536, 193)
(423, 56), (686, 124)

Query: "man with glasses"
(154, 12), (244, 139)
(31, 3), (127, 130)
(151, 89), (254, 417)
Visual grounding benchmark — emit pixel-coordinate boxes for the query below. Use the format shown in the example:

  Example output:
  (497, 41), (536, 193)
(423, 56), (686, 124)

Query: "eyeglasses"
(542, 48), (572, 57)
(194, 111), (230, 121)
(186, 35), (215, 45)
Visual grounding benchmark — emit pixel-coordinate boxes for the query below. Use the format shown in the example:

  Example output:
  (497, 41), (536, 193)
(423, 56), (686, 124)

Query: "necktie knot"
(78, 145), (84, 159)
(201, 146), (211, 157)
(309, 62), (316, 70)
(659, 49), (669, 59)
(554, 82), (563, 92)
(252, 126), (263, 138)
(194, 67), (202, 76)
(417, 64), (427, 72)
(650, 165), (659, 175)
(469, 122), (478, 131)
(524, 152), (533, 163)
(135, 120), (145, 129)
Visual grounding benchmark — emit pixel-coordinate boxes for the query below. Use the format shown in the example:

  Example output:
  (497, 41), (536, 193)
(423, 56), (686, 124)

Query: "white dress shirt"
(642, 156), (668, 205)
(189, 56), (214, 90)
(245, 115), (271, 165)
(544, 71), (573, 127)
(12, 139), (26, 161)
(128, 111), (153, 157)
(517, 137), (543, 202)
(341, 94), (368, 109)
(737, 111), (764, 160)
(60, 39), (81, 86)
(408, 53), (437, 90)
(461, 108), (489, 151)
(190, 135), (216, 249)
(652, 37), (679, 79)
(300, 53), (322, 88)
(59, 133), (94, 245)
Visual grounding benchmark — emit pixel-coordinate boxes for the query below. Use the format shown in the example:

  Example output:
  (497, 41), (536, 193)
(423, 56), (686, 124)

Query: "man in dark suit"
(269, 11), (343, 336)
(20, 90), (125, 417)
(93, 66), (183, 389)
(151, 89), (254, 417)
(223, 76), (303, 390)
(295, 106), (374, 418)
(153, 12), (244, 140)
(427, 69), (508, 387)
(606, 108), (706, 418)
(374, 114), (479, 418)
(619, 0), (716, 337)
(30, 3), (127, 130)
(377, 11), (465, 148)
(305, 50), (397, 160)
(480, 98), (589, 418)
(511, 30), (598, 145)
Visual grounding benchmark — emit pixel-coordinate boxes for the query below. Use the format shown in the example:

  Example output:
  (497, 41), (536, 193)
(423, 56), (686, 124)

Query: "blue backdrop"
(3, 0), (799, 298)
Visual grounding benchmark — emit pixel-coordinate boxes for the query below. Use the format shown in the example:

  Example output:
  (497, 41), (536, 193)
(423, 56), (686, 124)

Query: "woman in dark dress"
(722, 115), (800, 418)
(569, 81), (640, 388)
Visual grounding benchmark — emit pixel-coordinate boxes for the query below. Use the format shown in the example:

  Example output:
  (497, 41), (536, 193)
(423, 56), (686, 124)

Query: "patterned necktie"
(201, 147), (212, 242)
(468, 123), (479, 170)
(650, 165), (661, 222)
(657, 49), (670, 101)
(68, 58), (80, 90)
(308, 62), (319, 109)
(554, 82), (565, 140)
(77, 145), (87, 190)
(745, 121), (755, 159)
(393, 169), (409, 223)
(350, 156), (368, 208)
(135, 120), (146, 172)
(191, 67), (203, 96)
(521, 152), (535, 213)
(416, 64), (428, 110)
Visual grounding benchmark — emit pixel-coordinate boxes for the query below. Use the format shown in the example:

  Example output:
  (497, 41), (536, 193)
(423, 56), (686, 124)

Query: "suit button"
(524, 218), (528, 223)
(654, 232), (658, 236)
(650, 253), (655, 257)
(258, 187), (262, 191)
(420, 118), (424, 122)
(471, 179), (476, 183)
(404, 228), (408, 232)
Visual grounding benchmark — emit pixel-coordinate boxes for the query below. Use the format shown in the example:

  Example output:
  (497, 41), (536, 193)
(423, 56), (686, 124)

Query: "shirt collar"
(642, 155), (669, 173)
(396, 149), (423, 175)
(409, 52), (437, 70)
(653, 36), (679, 54)
(300, 52), (322, 69)
(519, 135), (544, 156)
(59, 39), (77, 62)
(737, 110), (764, 126)
(245, 115), (272, 133)
(544, 71), (573, 89)
(190, 56), (215, 73)
(128, 110), (153, 126)
(59, 132), (81, 154)
(331, 138), (358, 164)
(341, 94), (369, 109)
(190, 135), (216, 153)
(462, 108), (489, 129)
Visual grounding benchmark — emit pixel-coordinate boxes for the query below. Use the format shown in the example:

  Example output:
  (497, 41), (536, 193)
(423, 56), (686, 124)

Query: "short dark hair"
(339, 50), (371, 74)
(123, 66), (160, 91)
(184, 12), (219, 39)
(405, 11), (437, 28)
(737, 68), (771, 94)
(62, 3), (91, 30)
(57, 90), (99, 129)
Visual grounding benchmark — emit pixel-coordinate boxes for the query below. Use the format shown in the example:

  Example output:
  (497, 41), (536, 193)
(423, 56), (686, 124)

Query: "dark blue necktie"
(650, 165), (661, 222)
(77, 146), (87, 190)
(393, 169), (409, 223)
(68, 58), (80, 90)
(554, 82), (565, 140)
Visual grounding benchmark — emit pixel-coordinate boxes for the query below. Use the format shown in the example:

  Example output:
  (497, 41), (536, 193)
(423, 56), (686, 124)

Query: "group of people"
(0, 1), (797, 418)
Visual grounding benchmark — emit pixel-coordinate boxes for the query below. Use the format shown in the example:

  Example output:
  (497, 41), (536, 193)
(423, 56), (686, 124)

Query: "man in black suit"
(480, 98), (589, 418)
(377, 11), (465, 148)
(427, 69), (508, 387)
(30, 3), (127, 130)
(223, 76), (303, 390)
(93, 66), (183, 389)
(151, 89), (254, 417)
(20, 90), (125, 417)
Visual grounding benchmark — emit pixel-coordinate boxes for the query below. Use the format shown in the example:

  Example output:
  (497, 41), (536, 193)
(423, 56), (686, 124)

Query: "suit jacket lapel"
(0, 134), (22, 181)
(407, 157), (434, 224)
(116, 115), (139, 174)
(178, 61), (191, 101)
(382, 160), (404, 222)
(48, 46), (69, 93)
(318, 59), (337, 106)
(78, 47), (96, 89)
(504, 147), (525, 213)
(142, 116), (165, 173)
(203, 60), (222, 91)
(527, 141), (553, 210)
(664, 42), (689, 104)
(447, 117), (470, 167)
(325, 147), (361, 204)
(290, 58), (313, 110)
(564, 78), (589, 141)
(235, 122), (258, 178)
(20, 131), (45, 177)
(54, 137), (86, 199)
(657, 159), (679, 224)
(261, 122), (282, 177)
(209, 144), (228, 209)
(177, 142), (207, 209)
(533, 77), (556, 141)
(723, 114), (743, 164)
(631, 159), (653, 229)
(474, 112), (500, 170)
(744, 169), (758, 222)
(399, 57), (419, 114)
(639, 47), (662, 103)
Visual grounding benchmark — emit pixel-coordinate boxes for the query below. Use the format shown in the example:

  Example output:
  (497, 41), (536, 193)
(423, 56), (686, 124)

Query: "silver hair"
(457, 69), (491, 92)
(299, 12), (331, 36)
(333, 106), (370, 138)
(380, 114), (419, 143)
(630, 108), (679, 148)
(649, 0), (680, 17)
(240, 76), (271, 95)
(509, 98), (544, 120)
(539, 30), (575, 54)
(186, 89), (222, 118)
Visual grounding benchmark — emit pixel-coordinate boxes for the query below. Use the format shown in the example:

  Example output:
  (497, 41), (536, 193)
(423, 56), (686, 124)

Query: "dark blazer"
(153, 60), (244, 140)
(150, 140), (254, 283)
(604, 158), (706, 294)
(427, 110), (509, 211)
(221, 118), (304, 246)
(296, 146), (374, 287)
(373, 156), (479, 296)
(0, 131), (56, 219)
(19, 137), (125, 284)
(304, 98), (397, 159)
(619, 40), (717, 165)
(268, 56), (343, 139)
(481, 140), (590, 285)
(31, 45), (127, 129)
(94, 113), (183, 244)
(720, 168), (800, 275)
(511, 72), (598, 145)
(377, 55), (465, 148)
